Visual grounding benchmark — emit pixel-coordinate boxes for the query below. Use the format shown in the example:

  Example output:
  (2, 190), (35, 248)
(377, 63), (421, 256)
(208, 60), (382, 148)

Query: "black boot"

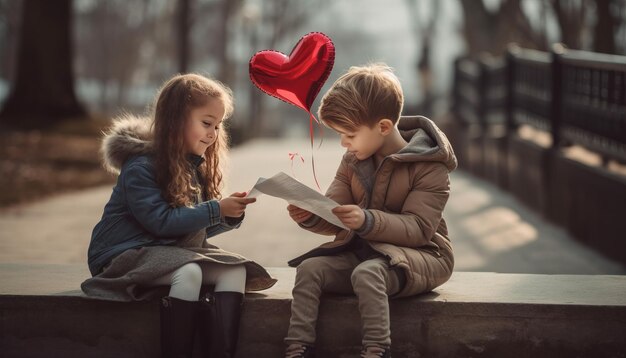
(160, 296), (198, 358)
(198, 291), (244, 358)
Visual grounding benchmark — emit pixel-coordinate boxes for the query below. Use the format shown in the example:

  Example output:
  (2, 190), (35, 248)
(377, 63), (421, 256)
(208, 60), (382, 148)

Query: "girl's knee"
(214, 264), (247, 293)
(220, 264), (247, 281)
(173, 262), (203, 287)
(168, 263), (203, 300)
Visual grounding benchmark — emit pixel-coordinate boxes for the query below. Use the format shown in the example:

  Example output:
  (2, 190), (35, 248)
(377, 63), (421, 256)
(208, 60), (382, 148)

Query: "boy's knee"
(351, 261), (386, 286)
(296, 258), (326, 280)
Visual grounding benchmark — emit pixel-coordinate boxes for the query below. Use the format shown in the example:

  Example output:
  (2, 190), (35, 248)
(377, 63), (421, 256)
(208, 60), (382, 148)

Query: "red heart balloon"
(249, 32), (335, 112)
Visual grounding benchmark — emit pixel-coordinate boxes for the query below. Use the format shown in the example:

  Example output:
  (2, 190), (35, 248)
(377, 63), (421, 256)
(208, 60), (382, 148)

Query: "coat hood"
(101, 114), (154, 173)
(343, 116), (457, 172)
(394, 115), (457, 171)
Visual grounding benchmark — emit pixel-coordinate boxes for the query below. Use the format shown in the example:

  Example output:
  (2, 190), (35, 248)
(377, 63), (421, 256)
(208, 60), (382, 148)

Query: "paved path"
(1, 138), (624, 274)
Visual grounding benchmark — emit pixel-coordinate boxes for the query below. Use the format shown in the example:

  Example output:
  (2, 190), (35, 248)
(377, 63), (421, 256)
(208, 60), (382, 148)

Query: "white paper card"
(247, 172), (348, 229)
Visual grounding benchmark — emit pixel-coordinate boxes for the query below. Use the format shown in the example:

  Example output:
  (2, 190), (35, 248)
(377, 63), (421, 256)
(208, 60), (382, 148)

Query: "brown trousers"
(285, 252), (403, 348)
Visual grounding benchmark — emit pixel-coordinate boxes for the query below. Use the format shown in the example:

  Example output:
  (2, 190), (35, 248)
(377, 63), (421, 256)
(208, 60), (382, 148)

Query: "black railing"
(509, 47), (552, 134)
(559, 49), (626, 163)
(453, 44), (626, 165)
(453, 56), (507, 128)
(447, 44), (626, 264)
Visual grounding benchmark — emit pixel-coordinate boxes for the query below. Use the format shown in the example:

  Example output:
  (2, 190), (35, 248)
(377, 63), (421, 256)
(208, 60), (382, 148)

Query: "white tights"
(151, 262), (247, 301)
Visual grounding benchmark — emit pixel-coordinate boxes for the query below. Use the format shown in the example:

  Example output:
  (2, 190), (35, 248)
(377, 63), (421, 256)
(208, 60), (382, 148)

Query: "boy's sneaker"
(285, 343), (315, 358)
(361, 345), (391, 358)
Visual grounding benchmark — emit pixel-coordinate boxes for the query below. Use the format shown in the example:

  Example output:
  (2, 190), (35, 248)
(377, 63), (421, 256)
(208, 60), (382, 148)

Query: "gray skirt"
(81, 231), (277, 302)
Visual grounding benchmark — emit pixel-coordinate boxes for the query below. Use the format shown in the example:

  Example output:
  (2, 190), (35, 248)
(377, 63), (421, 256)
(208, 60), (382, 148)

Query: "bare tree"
(215, 0), (243, 85)
(458, 0), (623, 56)
(75, 0), (160, 112)
(248, 0), (326, 136)
(549, 0), (591, 50)
(0, 0), (22, 84)
(545, 0), (624, 54)
(458, 0), (546, 56)
(592, 0), (620, 53)
(262, 0), (316, 50)
(0, 0), (86, 127)
(177, 0), (191, 73)
(404, 0), (441, 116)
(76, 1), (111, 112)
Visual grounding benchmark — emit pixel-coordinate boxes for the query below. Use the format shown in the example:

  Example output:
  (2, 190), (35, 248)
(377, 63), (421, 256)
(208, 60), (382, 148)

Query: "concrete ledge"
(1, 264), (626, 357)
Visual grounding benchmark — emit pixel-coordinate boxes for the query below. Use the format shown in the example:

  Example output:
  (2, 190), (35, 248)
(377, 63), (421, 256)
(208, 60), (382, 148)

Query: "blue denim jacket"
(87, 154), (239, 276)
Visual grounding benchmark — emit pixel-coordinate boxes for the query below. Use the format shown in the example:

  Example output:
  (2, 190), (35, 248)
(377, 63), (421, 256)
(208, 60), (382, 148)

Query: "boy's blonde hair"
(318, 63), (404, 130)
(152, 73), (233, 207)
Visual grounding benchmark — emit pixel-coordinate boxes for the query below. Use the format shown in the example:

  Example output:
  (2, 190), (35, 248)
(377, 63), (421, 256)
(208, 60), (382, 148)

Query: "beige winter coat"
(288, 116), (457, 297)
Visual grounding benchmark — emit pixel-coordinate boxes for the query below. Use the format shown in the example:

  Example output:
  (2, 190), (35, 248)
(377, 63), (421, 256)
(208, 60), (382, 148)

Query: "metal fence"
(447, 44), (626, 263)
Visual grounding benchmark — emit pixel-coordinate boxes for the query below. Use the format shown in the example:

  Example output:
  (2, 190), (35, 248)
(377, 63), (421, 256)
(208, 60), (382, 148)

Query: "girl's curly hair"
(152, 73), (233, 207)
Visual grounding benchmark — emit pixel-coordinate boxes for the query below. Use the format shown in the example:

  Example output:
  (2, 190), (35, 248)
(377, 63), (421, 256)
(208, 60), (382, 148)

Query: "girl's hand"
(218, 192), (256, 218)
(287, 204), (313, 223)
(332, 205), (365, 230)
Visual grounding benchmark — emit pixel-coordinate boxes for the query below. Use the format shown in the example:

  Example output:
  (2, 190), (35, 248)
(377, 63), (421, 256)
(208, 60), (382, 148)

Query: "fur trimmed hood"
(101, 114), (154, 173)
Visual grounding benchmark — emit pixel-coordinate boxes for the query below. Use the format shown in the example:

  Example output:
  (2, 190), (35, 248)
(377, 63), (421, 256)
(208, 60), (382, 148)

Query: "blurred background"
(0, 0), (624, 273)
(1, 0), (624, 205)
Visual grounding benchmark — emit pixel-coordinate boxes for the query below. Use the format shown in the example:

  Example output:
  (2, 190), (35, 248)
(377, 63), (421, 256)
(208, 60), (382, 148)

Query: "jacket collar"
(100, 114), (211, 173)
(101, 114), (154, 173)
(343, 115), (457, 200)
(187, 154), (205, 168)
(344, 115), (457, 172)
(393, 116), (457, 171)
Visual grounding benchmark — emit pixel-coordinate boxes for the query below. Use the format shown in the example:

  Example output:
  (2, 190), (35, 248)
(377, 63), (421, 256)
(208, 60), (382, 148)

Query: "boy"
(284, 63), (457, 358)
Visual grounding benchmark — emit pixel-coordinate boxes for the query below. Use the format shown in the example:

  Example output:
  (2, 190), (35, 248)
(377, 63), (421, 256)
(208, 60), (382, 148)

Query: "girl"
(81, 73), (276, 358)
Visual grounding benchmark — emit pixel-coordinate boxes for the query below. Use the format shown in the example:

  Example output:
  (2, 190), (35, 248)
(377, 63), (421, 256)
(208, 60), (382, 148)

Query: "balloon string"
(310, 111), (320, 124)
(317, 115), (324, 149)
(287, 112), (324, 191)
(309, 111), (322, 191)
(288, 152), (304, 178)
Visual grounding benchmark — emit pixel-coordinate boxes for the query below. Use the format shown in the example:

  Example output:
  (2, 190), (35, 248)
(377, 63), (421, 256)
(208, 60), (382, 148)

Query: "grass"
(0, 118), (116, 208)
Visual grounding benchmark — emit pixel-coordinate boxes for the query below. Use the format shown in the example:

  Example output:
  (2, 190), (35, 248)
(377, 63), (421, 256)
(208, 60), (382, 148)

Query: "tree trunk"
(0, 1), (22, 85)
(177, 0), (191, 73)
(215, 0), (241, 84)
(95, 1), (110, 113)
(403, 0), (440, 116)
(458, 0), (494, 56)
(459, 0), (543, 56)
(0, 0), (86, 127)
(550, 0), (588, 50)
(593, 0), (617, 54)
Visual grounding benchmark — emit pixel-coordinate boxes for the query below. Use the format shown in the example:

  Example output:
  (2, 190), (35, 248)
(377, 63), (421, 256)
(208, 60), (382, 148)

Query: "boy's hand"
(219, 192), (256, 218)
(287, 204), (313, 223)
(332, 205), (365, 230)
